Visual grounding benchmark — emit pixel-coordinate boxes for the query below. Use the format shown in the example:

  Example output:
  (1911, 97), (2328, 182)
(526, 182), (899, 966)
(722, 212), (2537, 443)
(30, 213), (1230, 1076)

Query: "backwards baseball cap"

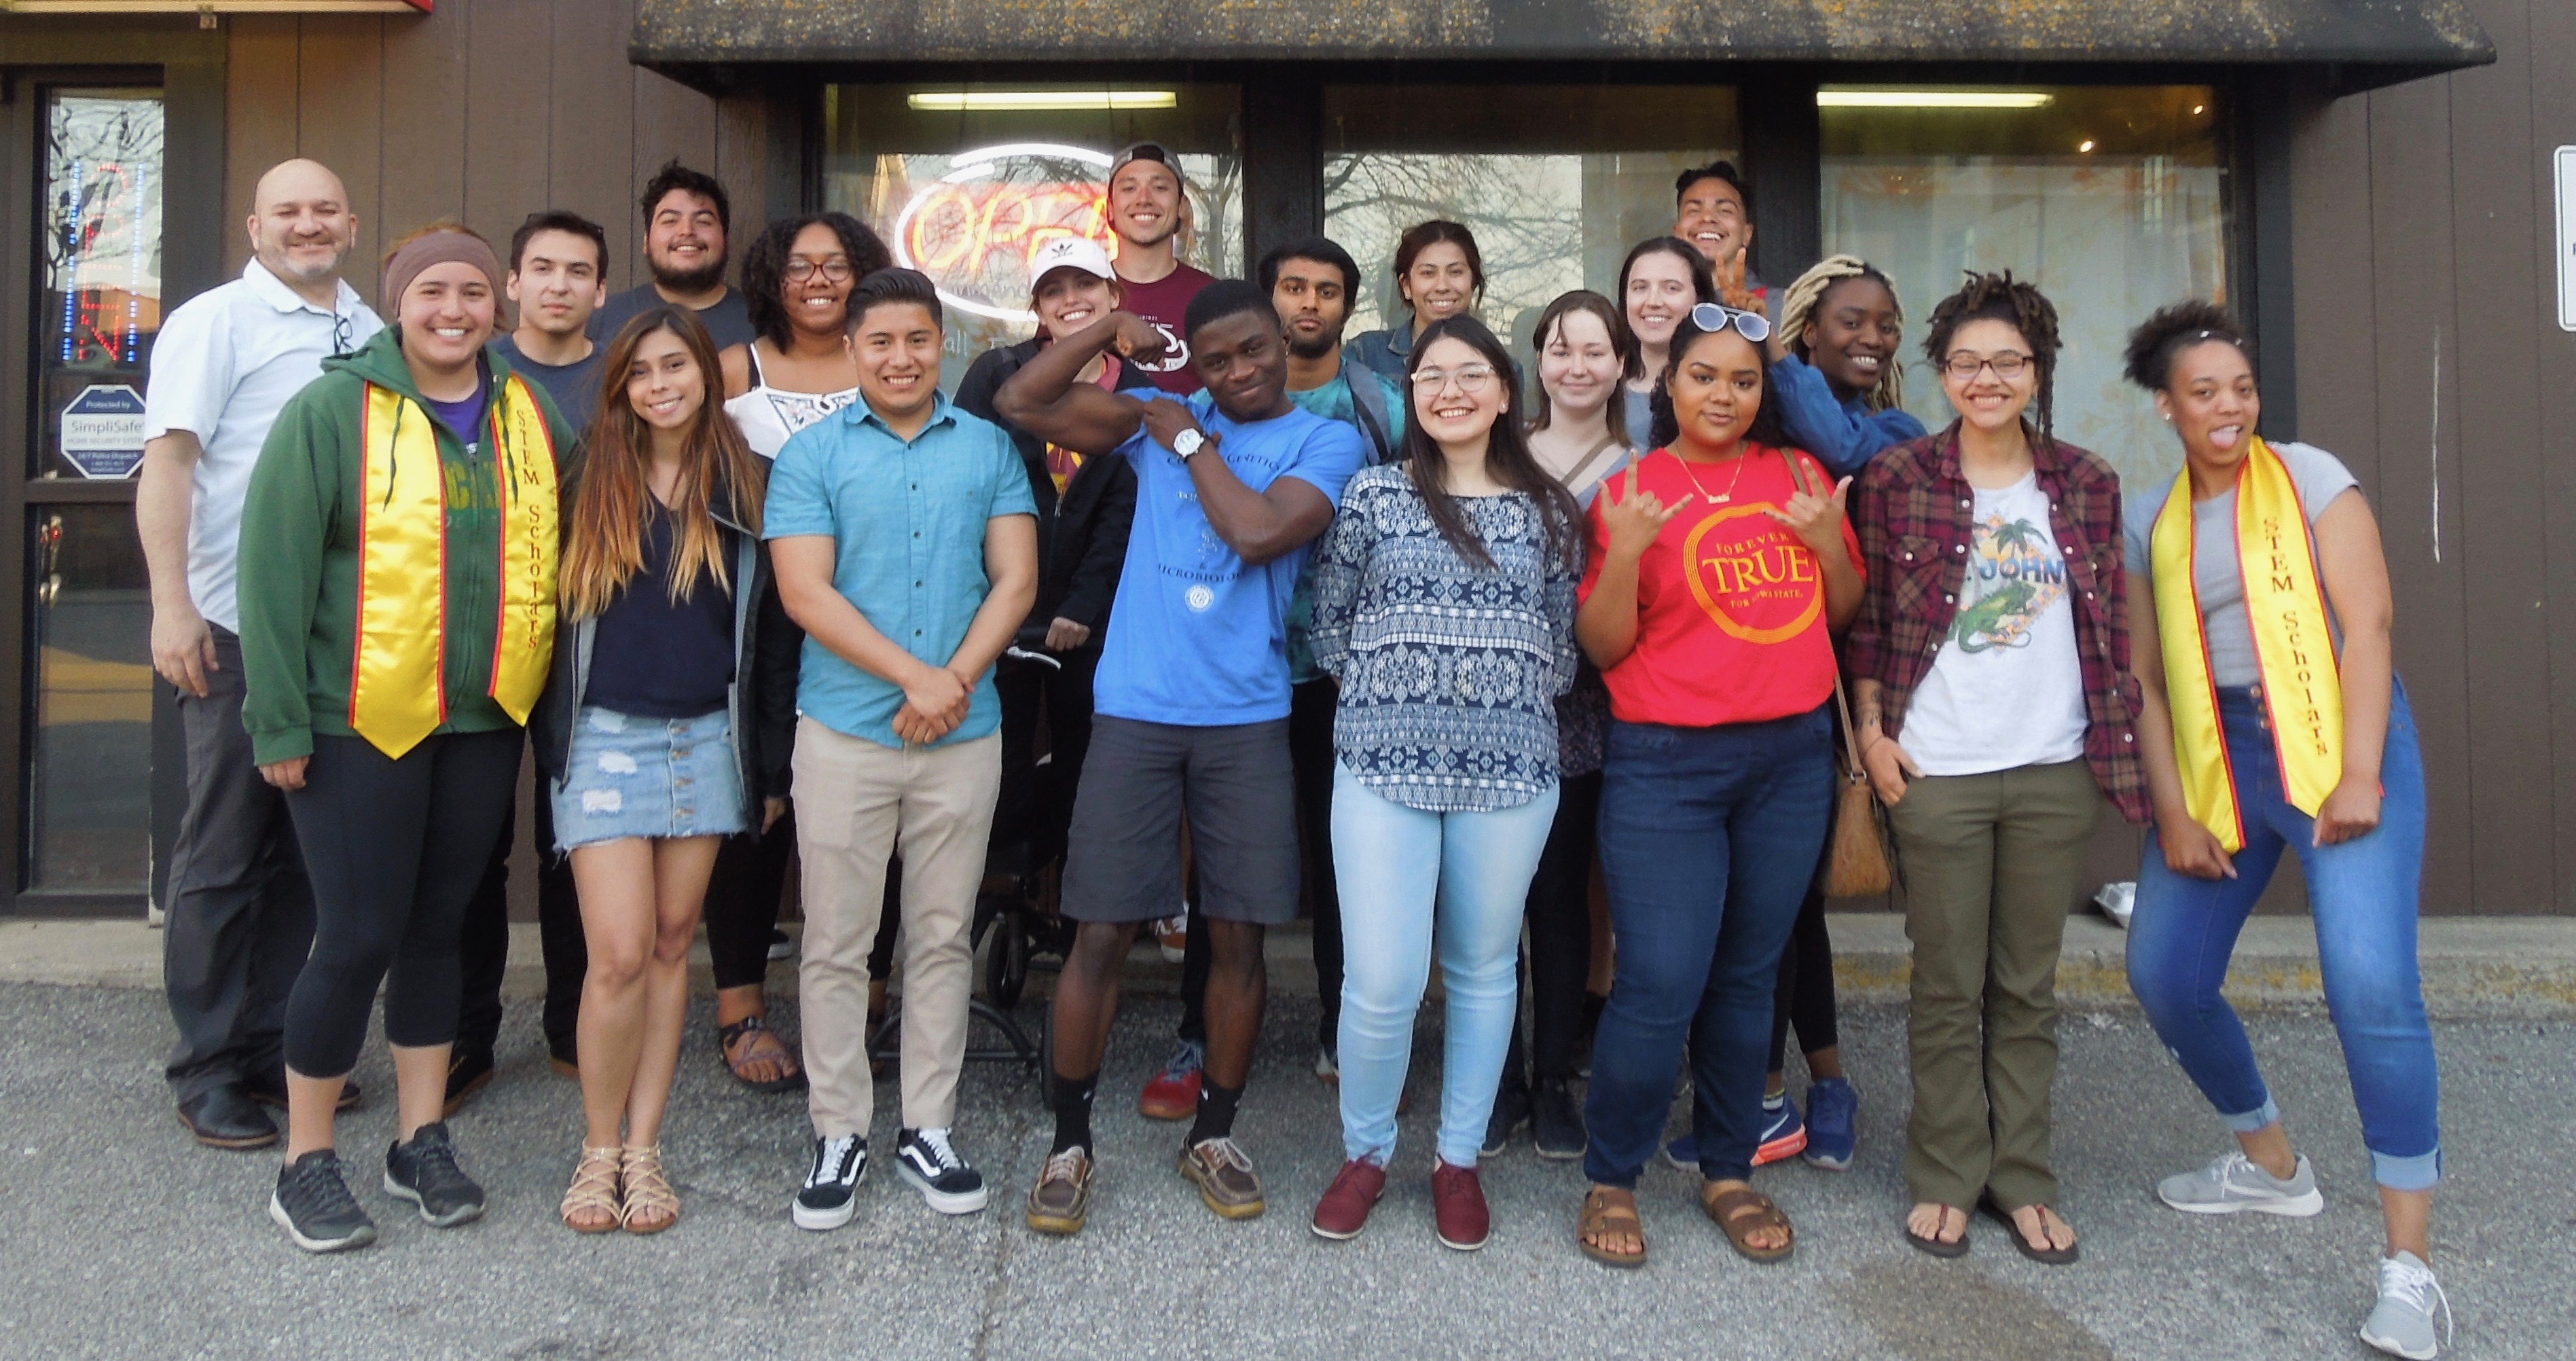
(1108, 141), (1186, 192)
(1028, 236), (1117, 288)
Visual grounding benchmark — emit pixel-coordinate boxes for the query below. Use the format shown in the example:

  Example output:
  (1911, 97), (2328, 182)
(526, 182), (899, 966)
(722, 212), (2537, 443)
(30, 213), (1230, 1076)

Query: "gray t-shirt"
(494, 334), (604, 433)
(589, 283), (757, 353)
(2122, 441), (2359, 687)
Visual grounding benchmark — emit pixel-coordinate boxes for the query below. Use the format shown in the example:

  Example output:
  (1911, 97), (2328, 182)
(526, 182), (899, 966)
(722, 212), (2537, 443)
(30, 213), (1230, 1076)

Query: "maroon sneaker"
(1309, 1158), (1387, 1241)
(1431, 1159), (1490, 1251)
(1138, 1042), (1203, 1121)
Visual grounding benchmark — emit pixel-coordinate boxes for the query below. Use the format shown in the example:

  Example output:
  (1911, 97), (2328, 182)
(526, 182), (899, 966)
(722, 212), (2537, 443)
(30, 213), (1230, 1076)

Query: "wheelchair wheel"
(986, 905), (1030, 1009)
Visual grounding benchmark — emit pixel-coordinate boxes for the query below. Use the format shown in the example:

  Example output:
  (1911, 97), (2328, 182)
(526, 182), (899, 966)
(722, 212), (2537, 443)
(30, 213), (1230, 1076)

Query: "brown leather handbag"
(1819, 670), (1895, 899)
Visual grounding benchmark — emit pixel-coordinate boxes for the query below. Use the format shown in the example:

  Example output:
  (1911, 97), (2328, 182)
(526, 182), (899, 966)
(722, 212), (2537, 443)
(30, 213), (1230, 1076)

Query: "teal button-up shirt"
(763, 393), (1037, 748)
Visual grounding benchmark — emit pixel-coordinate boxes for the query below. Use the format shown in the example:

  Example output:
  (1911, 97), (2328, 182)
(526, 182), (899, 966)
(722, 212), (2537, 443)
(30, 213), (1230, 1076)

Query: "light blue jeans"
(1332, 764), (1559, 1168)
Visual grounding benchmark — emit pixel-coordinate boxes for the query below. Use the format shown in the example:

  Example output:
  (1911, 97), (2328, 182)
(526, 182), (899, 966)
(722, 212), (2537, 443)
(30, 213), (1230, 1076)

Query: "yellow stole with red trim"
(2149, 436), (2342, 852)
(350, 376), (558, 758)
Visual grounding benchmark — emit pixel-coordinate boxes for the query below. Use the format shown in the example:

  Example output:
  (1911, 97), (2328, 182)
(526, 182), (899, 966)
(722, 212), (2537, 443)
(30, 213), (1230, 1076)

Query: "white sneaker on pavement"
(2360, 1250), (2451, 1359)
(2155, 1150), (2325, 1216)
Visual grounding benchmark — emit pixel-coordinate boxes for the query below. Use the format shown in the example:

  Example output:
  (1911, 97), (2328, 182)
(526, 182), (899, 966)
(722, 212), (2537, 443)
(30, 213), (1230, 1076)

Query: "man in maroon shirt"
(1106, 143), (1213, 395)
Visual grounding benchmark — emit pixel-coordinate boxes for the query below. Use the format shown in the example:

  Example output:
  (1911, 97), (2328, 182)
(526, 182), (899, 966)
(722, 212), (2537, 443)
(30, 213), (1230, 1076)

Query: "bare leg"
(623, 835), (721, 1148)
(1199, 920), (1268, 1091)
(1051, 920), (1140, 1081)
(2381, 1186), (2432, 1261)
(2236, 1121), (2300, 1181)
(390, 1042), (450, 1143)
(572, 839), (657, 1150)
(283, 1071), (344, 1159)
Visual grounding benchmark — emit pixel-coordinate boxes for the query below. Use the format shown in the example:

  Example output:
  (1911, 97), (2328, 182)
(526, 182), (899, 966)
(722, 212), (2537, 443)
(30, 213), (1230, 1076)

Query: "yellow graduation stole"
(2149, 437), (2342, 852)
(350, 376), (559, 759)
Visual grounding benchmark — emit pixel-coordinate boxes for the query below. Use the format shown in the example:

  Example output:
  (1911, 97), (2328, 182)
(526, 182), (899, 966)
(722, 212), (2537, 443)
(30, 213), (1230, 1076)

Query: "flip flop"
(1980, 1193), (2080, 1265)
(1904, 1204), (1971, 1258)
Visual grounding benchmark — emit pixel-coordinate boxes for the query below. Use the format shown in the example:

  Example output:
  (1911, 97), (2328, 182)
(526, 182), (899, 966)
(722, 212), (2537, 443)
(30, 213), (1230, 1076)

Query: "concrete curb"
(10, 911), (2575, 1017)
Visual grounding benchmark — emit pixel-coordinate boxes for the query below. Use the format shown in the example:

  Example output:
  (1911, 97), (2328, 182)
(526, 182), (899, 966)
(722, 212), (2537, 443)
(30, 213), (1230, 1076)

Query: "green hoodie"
(237, 325), (575, 765)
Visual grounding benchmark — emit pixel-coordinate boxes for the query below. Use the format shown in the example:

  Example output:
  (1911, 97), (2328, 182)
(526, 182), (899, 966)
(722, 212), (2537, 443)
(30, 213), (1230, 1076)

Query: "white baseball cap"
(1028, 236), (1117, 288)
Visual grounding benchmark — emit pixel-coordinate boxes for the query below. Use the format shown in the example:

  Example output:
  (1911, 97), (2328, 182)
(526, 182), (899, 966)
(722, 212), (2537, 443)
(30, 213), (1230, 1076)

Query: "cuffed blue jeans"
(2126, 681), (2439, 1191)
(1332, 765), (1558, 1169)
(1584, 710), (1835, 1187)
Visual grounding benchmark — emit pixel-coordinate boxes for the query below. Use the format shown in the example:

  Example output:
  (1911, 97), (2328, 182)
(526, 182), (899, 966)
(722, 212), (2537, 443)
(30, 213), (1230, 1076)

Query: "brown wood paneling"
(221, 15), (303, 276)
(546, 0), (638, 289)
(460, 0), (552, 255)
(375, 0), (471, 305)
(2446, 0), (2554, 912)
(2532, 0), (2576, 912)
(2288, 98), (2380, 498)
(714, 96), (770, 256)
(2364, 76), (2475, 911)
(293, 18), (386, 280)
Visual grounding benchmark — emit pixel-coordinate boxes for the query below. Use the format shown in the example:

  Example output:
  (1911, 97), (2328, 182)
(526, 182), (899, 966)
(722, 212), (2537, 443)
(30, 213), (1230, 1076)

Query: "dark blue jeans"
(1584, 708), (1835, 1186)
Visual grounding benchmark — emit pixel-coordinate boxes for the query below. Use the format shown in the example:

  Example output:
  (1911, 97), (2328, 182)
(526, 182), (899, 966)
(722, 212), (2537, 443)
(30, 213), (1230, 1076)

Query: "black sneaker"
(1481, 1078), (1531, 1158)
(767, 928), (795, 962)
(441, 1048), (495, 1118)
(793, 1134), (867, 1231)
(270, 1150), (378, 1253)
(382, 1121), (486, 1227)
(895, 1127), (990, 1215)
(1531, 1076), (1586, 1160)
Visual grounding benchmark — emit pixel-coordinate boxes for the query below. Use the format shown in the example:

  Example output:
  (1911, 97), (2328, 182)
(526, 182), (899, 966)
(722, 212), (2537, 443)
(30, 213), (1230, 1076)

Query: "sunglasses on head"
(1688, 302), (1771, 344)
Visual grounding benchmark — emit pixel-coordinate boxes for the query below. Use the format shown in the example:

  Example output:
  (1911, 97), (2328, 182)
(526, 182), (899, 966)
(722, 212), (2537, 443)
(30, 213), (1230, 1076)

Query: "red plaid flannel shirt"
(1845, 423), (2148, 824)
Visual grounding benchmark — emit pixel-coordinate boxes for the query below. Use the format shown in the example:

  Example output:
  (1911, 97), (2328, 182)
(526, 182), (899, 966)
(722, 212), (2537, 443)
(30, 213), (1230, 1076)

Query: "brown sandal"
(620, 1144), (678, 1234)
(717, 1015), (806, 1093)
(560, 1146), (621, 1233)
(1703, 1183), (1795, 1263)
(1578, 1186), (1646, 1269)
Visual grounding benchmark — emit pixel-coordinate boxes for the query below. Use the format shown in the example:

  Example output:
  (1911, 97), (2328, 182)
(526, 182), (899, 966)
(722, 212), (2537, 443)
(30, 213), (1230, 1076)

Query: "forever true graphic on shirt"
(1948, 508), (2068, 653)
(1682, 503), (1824, 644)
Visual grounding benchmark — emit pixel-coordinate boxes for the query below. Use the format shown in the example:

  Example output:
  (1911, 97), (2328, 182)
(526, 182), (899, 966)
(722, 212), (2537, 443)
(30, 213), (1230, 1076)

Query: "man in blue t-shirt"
(996, 280), (1365, 1235)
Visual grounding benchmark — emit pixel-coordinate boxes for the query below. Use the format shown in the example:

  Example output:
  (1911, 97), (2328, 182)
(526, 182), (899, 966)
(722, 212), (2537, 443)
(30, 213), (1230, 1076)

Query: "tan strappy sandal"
(560, 1146), (622, 1233)
(620, 1144), (679, 1235)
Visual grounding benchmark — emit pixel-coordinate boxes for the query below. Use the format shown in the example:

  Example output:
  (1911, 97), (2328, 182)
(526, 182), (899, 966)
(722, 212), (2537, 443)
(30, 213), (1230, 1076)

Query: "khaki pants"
(793, 719), (1000, 1140)
(1887, 759), (2100, 1211)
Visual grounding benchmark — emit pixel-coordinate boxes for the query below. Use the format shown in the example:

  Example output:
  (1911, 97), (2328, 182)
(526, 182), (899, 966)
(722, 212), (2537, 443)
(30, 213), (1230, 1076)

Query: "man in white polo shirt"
(138, 158), (382, 1150)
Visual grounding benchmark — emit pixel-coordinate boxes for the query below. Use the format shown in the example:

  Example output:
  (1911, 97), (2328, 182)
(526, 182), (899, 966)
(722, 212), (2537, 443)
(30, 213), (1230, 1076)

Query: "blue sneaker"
(1657, 1096), (1807, 1172)
(1802, 1077), (1857, 1169)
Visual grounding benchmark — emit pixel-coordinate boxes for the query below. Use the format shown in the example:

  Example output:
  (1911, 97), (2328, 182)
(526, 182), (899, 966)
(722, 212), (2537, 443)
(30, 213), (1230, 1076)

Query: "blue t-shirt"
(1095, 391), (1366, 726)
(761, 394), (1038, 748)
(422, 376), (488, 451)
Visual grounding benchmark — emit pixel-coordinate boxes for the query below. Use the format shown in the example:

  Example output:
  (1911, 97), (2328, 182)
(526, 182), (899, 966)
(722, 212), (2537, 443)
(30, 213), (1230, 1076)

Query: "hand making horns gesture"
(1599, 450), (1696, 562)
(1762, 451), (1853, 562)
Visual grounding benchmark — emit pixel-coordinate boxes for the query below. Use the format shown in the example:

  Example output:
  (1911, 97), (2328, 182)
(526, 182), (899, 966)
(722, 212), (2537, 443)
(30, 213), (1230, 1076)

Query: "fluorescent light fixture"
(908, 90), (1178, 112)
(1816, 90), (2054, 109)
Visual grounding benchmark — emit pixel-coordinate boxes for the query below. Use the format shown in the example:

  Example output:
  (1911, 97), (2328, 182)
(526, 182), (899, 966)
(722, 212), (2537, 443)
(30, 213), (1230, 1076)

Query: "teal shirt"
(762, 393), (1038, 748)
(1285, 364), (1409, 684)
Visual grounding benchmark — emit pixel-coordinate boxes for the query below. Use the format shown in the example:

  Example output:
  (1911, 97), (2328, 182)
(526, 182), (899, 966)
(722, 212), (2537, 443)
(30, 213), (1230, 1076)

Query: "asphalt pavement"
(1, 981), (2566, 1360)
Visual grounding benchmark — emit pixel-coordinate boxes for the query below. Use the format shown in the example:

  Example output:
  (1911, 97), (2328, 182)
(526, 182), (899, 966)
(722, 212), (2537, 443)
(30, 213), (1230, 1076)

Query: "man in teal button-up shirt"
(765, 269), (1036, 1227)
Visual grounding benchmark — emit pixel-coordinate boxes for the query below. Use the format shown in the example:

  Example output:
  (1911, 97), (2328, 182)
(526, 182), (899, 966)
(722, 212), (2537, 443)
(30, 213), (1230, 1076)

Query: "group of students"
(139, 149), (2450, 1360)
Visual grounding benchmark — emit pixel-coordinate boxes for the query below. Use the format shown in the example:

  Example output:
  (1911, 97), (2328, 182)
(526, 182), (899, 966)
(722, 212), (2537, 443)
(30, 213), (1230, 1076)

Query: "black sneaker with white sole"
(794, 1134), (867, 1231)
(270, 1150), (378, 1253)
(895, 1127), (990, 1214)
(383, 1121), (486, 1227)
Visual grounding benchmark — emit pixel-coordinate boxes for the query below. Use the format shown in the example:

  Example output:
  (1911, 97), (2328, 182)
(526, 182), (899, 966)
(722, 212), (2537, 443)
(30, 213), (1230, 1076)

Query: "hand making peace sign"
(1598, 451), (1697, 562)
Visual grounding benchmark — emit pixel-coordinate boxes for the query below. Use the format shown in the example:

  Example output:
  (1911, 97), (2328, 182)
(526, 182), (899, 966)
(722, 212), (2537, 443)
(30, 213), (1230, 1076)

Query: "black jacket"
(953, 338), (1148, 630)
(531, 460), (799, 818)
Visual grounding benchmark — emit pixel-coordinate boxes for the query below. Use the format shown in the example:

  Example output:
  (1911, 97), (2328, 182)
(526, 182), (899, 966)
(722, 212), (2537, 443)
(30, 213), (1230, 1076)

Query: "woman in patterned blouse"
(1304, 315), (1584, 1251)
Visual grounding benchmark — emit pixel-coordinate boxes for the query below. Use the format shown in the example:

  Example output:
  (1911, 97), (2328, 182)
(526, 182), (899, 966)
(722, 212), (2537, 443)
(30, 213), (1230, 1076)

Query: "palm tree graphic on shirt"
(1945, 513), (2065, 653)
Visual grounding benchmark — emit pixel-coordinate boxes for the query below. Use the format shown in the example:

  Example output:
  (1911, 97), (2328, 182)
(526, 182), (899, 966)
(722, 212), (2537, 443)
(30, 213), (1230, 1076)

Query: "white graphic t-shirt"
(1898, 472), (2088, 777)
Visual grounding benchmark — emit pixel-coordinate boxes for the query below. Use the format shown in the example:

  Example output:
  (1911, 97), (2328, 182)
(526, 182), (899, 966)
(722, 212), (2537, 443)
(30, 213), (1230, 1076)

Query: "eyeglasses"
(1410, 363), (1500, 395)
(1942, 351), (2035, 380)
(1688, 302), (1772, 344)
(784, 258), (854, 284)
(329, 310), (357, 358)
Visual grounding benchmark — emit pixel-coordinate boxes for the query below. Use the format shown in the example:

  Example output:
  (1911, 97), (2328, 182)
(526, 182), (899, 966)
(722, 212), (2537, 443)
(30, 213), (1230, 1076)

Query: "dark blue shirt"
(584, 500), (736, 719)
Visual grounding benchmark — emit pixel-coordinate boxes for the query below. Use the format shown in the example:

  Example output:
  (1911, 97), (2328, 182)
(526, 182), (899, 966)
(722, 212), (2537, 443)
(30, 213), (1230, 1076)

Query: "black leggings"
(282, 729), (522, 1078)
(1502, 769), (1604, 1086)
(1766, 879), (1840, 1074)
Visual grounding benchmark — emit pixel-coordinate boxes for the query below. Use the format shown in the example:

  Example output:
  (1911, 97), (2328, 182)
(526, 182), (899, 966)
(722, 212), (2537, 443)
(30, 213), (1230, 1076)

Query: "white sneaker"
(1154, 909), (1189, 964)
(894, 1126), (990, 1215)
(2094, 880), (2135, 928)
(2360, 1251), (2451, 1359)
(2156, 1151), (2325, 1216)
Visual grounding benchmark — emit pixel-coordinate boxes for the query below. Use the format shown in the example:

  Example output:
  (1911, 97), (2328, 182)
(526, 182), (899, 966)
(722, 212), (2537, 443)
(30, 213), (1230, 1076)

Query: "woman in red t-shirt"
(1570, 303), (1860, 1269)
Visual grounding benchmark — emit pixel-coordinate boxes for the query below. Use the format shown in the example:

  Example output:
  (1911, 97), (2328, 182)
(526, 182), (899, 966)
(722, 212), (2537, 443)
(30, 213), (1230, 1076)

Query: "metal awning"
(632, 0), (2492, 88)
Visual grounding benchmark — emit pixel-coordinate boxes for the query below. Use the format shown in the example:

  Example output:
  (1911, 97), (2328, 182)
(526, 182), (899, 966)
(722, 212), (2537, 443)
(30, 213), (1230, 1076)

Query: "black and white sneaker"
(895, 1127), (990, 1214)
(793, 1133), (867, 1231)
(383, 1121), (486, 1227)
(270, 1150), (378, 1253)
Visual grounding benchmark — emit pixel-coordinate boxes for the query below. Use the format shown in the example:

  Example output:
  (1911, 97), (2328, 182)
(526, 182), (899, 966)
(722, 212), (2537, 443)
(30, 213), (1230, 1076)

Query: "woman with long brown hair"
(533, 305), (775, 1235)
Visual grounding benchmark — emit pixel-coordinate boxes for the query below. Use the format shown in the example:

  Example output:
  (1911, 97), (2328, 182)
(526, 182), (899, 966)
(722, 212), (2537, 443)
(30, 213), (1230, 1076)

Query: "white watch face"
(1172, 429), (1205, 459)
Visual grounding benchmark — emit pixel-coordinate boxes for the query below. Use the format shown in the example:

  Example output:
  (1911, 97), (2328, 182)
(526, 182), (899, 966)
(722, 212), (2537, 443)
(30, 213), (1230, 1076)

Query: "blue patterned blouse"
(1309, 465), (1583, 812)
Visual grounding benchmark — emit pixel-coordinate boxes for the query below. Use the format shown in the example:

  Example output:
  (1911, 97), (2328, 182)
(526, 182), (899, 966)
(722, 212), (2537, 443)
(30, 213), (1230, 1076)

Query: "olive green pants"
(1888, 759), (2101, 1211)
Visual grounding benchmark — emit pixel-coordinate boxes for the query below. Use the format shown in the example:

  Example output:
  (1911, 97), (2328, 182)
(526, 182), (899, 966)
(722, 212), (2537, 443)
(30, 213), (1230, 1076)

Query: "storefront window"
(1820, 86), (2226, 486)
(1324, 84), (1739, 355)
(37, 90), (162, 482)
(822, 84), (1242, 383)
(24, 507), (152, 892)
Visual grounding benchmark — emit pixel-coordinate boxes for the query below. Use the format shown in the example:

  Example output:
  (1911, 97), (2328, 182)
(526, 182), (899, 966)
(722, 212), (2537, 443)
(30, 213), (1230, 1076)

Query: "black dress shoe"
(177, 1084), (277, 1149)
(245, 1072), (363, 1112)
(441, 1049), (495, 1118)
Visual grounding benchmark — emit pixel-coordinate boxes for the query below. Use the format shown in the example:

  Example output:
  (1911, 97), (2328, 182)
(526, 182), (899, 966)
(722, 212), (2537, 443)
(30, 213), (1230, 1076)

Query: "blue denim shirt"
(1344, 321), (1417, 381)
(762, 393), (1038, 748)
(1766, 353), (1928, 479)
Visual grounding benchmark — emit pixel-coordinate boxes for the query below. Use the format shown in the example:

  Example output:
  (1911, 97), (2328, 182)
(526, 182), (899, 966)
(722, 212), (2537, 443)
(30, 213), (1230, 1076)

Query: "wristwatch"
(1171, 428), (1209, 461)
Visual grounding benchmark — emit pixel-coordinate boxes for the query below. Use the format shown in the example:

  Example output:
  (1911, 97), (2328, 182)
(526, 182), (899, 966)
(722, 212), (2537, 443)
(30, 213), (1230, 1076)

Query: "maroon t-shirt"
(1117, 261), (1214, 394)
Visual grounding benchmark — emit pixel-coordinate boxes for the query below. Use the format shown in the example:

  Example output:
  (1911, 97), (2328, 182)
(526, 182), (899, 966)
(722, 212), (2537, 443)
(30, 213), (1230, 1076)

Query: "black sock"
(1051, 1068), (1098, 1155)
(1186, 1078), (1244, 1147)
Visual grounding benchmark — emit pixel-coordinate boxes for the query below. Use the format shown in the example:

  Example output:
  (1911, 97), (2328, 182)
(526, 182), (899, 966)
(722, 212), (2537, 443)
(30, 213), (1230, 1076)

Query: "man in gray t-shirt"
(2122, 440), (2360, 686)
(587, 160), (757, 352)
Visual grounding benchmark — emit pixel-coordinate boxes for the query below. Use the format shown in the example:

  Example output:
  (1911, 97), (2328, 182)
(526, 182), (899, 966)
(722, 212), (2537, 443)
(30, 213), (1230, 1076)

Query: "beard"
(651, 253), (728, 295)
(1286, 327), (1342, 361)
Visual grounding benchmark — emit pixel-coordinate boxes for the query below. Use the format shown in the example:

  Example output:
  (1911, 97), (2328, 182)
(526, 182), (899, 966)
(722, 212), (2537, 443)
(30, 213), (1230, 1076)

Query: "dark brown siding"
(2291, 0), (2571, 913)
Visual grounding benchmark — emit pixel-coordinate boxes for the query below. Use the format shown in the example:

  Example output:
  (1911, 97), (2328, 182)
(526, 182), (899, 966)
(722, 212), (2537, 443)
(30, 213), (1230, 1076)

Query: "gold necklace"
(1668, 447), (1749, 504)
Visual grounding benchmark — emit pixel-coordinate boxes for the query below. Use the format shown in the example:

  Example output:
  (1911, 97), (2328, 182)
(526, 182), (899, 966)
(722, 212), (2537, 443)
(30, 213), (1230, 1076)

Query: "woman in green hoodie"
(238, 223), (576, 1254)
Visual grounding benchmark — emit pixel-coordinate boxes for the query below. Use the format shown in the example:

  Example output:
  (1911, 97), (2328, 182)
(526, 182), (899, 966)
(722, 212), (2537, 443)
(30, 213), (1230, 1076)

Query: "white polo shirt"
(142, 259), (382, 632)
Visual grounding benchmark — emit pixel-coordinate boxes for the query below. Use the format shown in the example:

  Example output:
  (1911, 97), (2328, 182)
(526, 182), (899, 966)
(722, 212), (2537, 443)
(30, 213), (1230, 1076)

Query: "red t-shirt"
(1579, 445), (1862, 728)
(1117, 261), (1214, 394)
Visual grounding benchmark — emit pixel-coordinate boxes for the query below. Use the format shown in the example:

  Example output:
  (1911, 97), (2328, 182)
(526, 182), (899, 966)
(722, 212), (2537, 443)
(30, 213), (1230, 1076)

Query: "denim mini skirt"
(551, 706), (748, 851)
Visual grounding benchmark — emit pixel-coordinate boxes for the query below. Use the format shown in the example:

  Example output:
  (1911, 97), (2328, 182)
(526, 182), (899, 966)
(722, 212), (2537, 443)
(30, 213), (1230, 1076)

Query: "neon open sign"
(890, 143), (1122, 326)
